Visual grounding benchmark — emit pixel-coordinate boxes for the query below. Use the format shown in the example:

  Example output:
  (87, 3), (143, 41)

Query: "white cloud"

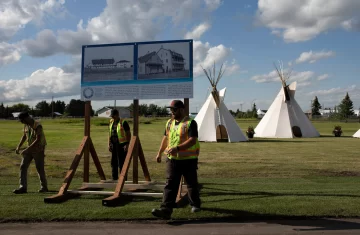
(251, 69), (315, 84)
(342, 18), (360, 31)
(295, 50), (335, 64)
(250, 70), (279, 83)
(184, 22), (211, 40)
(193, 40), (236, 77)
(297, 82), (311, 87)
(290, 71), (314, 82)
(204, 0), (222, 11)
(256, 0), (360, 42)
(0, 0), (66, 42)
(20, 29), (62, 57)
(317, 74), (329, 81)
(0, 67), (79, 102)
(18, 0), (223, 58)
(222, 59), (241, 75)
(308, 85), (357, 96)
(0, 42), (21, 66)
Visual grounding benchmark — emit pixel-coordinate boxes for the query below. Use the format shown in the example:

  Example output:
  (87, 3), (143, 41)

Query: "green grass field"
(0, 118), (360, 222)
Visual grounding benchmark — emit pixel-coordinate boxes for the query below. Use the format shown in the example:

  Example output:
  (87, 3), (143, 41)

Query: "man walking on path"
(108, 109), (131, 181)
(152, 100), (201, 219)
(14, 111), (48, 194)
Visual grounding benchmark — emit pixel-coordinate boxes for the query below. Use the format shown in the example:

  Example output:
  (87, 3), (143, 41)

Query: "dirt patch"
(316, 169), (360, 177)
(0, 146), (13, 155)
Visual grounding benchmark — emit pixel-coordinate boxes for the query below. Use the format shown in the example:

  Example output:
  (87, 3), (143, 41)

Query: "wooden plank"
(44, 193), (80, 203)
(82, 183), (174, 191)
(133, 99), (139, 184)
(69, 190), (163, 197)
(102, 136), (136, 205)
(89, 138), (106, 180)
(176, 175), (184, 202)
(101, 180), (154, 183)
(58, 136), (88, 195)
(138, 139), (151, 182)
(184, 98), (189, 116)
(44, 136), (88, 202)
(83, 101), (91, 182)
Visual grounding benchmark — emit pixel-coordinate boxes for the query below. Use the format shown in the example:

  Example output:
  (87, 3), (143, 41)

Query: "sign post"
(45, 40), (193, 206)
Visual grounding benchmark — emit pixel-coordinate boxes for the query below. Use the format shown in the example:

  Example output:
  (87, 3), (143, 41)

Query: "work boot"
(191, 206), (201, 213)
(151, 208), (172, 219)
(38, 187), (48, 193)
(13, 188), (27, 194)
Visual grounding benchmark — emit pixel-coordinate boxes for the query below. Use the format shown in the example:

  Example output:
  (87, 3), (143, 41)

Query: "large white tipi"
(254, 63), (320, 138)
(353, 129), (360, 138)
(195, 63), (248, 142)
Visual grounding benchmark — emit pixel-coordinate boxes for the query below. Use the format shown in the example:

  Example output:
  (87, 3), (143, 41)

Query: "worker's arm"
(177, 137), (197, 150)
(21, 126), (42, 154)
(15, 129), (27, 154)
(166, 120), (198, 156)
(123, 121), (131, 151)
(156, 135), (168, 163)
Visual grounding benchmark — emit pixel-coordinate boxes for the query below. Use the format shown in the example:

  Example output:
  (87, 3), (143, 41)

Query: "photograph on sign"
(137, 41), (190, 80)
(83, 45), (134, 82)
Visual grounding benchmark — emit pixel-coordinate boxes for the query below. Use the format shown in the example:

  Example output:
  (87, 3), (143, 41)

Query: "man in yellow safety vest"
(151, 100), (201, 219)
(108, 109), (131, 181)
(13, 111), (48, 194)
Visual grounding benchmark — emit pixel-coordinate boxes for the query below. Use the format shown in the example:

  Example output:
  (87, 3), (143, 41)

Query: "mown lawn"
(0, 118), (359, 221)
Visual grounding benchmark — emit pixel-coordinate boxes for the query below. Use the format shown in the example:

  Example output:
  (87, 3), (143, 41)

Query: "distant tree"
(11, 103), (30, 112)
(4, 105), (11, 118)
(35, 101), (51, 117)
(311, 96), (322, 116)
(338, 92), (354, 119)
(252, 103), (258, 118)
(54, 100), (66, 114)
(0, 103), (5, 118)
(139, 104), (148, 116)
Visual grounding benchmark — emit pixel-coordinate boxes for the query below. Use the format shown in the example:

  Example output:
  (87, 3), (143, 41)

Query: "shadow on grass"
(168, 208), (360, 232)
(320, 135), (355, 138)
(249, 139), (312, 143)
(201, 186), (360, 199)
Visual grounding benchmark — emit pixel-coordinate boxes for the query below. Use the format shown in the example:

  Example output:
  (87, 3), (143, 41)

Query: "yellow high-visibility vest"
(25, 121), (47, 147)
(165, 116), (200, 160)
(109, 119), (128, 144)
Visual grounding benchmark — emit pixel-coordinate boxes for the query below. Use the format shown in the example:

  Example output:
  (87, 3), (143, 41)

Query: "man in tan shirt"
(13, 111), (48, 194)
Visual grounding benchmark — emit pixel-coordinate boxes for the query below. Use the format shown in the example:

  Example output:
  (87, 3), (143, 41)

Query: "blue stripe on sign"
(81, 78), (193, 87)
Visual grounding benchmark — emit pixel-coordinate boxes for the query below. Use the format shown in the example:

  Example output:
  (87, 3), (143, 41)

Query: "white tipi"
(254, 63), (320, 138)
(353, 129), (360, 138)
(195, 63), (248, 142)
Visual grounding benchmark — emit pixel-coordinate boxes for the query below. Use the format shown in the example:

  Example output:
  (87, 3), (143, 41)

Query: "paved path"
(1, 219), (360, 235)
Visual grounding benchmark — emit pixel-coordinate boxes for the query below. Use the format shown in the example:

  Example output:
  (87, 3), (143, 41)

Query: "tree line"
(0, 100), (171, 119)
(0, 99), (95, 119)
(229, 103), (258, 119)
(311, 92), (356, 120)
(127, 103), (169, 116)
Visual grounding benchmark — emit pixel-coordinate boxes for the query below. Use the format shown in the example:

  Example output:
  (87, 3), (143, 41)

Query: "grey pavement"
(1, 219), (360, 235)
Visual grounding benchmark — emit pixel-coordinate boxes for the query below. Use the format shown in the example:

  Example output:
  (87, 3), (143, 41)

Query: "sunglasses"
(170, 108), (178, 112)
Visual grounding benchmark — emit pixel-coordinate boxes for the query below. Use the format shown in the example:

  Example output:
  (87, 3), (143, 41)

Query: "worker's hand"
(156, 153), (162, 163)
(167, 147), (178, 156)
(15, 147), (20, 154)
(123, 144), (128, 152)
(20, 148), (28, 155)
(108, 145), (112, 153)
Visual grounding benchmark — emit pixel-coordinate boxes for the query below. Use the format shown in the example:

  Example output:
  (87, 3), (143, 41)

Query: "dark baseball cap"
(110, 109), (119, 117)
(166, 100), (185, 109)
(18, 111), (29, 120)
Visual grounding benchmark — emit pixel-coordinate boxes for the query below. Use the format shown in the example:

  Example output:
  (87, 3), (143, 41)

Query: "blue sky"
(1, 0), (360, 112)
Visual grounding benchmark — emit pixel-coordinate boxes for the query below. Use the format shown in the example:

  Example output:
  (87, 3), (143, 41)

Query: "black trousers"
(111, 142), (128, 180)
(161, 158), (201, 209)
